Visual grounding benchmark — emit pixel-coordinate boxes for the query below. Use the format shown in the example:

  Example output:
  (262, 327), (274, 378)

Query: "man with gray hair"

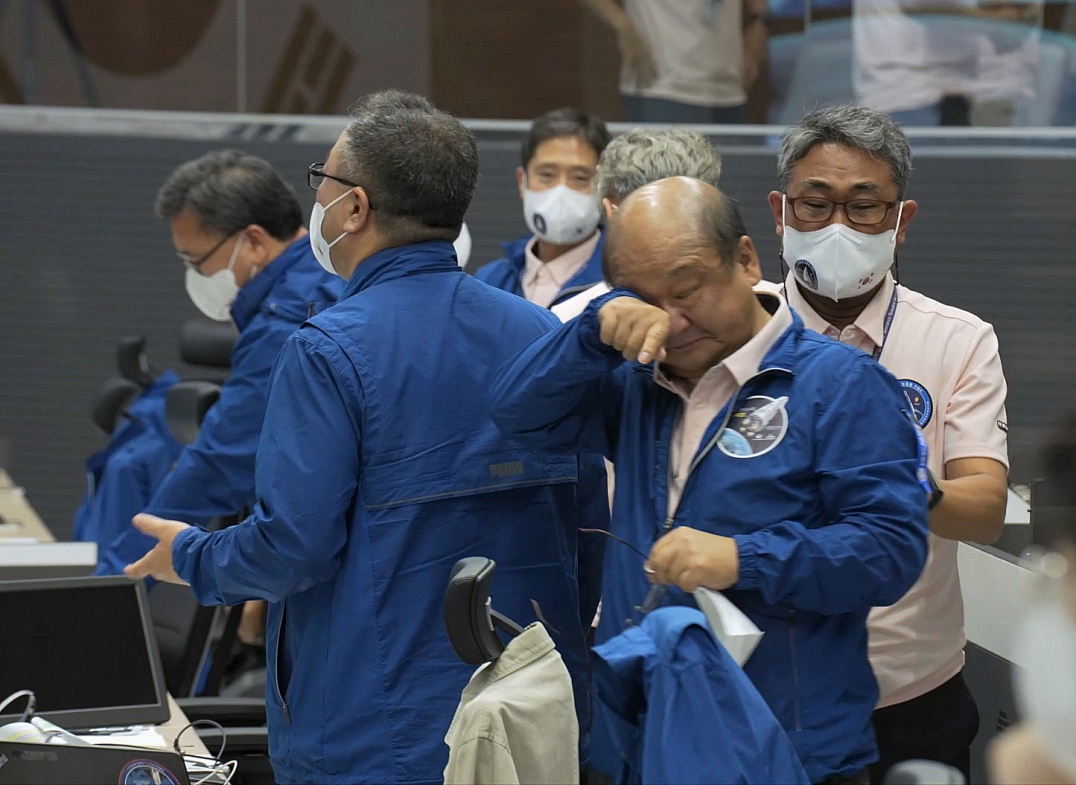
(766, 104), (1009, 782)
(552, 126), (724, 322)
(95, 150), (342, 602)
(125, 91), (606, 785)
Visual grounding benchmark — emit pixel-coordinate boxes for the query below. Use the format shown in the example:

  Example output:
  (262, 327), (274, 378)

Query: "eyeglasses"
(177, 232), (236, 271)
(579, 527), (668, 628)
(307, 162), (378, 210)
(786, 195), (899, 227)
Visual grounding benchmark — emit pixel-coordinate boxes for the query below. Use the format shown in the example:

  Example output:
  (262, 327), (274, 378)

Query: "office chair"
(178, 318), (236, 384)
(88, 377), (140, 436)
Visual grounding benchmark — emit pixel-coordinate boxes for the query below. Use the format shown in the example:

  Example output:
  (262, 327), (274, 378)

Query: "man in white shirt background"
(766, 103), (1009, 782)
(475, 108), (610, 308)
(579, 0), (768, 123)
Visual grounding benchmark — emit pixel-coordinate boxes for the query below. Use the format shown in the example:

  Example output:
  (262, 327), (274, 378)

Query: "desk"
(158, 694), (211, 758)
(0, 470), (55, 543)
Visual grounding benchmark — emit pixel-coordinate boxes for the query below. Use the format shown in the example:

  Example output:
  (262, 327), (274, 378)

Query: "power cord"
(174, 719), (237, 785)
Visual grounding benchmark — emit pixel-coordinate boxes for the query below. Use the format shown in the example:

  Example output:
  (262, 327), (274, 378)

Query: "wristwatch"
(927, 469), (945, 511)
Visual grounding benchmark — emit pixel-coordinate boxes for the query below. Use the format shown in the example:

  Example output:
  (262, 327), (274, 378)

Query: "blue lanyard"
(871, 289), (900, 362)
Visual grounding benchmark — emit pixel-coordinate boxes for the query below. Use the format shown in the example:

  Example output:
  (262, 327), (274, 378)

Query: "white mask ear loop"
(225, 234), (244, 272)
(326, 189), (353, 248)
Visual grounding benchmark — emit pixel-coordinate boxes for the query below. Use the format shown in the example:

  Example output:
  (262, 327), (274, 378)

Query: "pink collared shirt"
(654, 295), (793, 518)
(521, 232), (600, 308)
(783, 272), (1009, 708)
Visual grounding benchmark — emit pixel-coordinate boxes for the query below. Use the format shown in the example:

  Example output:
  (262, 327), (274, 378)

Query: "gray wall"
(0, 126), (1072, 540)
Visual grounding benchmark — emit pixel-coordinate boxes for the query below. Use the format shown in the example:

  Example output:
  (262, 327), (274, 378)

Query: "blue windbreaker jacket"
(75, 372), (182, 550)
(474, 232), (605, 307)
(489, 289), (930, 782)
(593, 606), (810, 785)
(171, 241), (609, 785)
(97, 237), (342, 574)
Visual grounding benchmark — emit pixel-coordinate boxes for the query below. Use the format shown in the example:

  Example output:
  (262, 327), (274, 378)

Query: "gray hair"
(777, 105), (912, 198)
(594, 127), (723, 204)
(155, 149), (303, 240)
(340, 90), (478, 243)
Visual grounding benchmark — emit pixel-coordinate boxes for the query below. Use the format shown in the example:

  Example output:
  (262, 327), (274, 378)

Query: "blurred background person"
(579, 0), (768, 123)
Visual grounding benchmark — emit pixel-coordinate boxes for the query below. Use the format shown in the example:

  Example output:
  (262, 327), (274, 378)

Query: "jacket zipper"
(272, 604), (291, 724)
(788, 608), (803, 732)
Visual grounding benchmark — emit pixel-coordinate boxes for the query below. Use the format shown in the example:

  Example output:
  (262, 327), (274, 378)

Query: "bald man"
(490, 178), (929, 784)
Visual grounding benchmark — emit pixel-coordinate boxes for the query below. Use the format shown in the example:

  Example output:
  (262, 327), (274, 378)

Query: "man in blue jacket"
(490, 176), (930, 784)
(475, 108), (610, 308)
(125, 90), (606, 785)
(96, 151), (343, 597)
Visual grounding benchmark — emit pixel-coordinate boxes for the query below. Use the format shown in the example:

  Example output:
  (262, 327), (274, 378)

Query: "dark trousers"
(869, 672), (980, 784)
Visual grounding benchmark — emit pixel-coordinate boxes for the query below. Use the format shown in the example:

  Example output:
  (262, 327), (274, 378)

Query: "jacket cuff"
(172, 525), (205, 585)
(732, 534), (762, 590)
(579, 287), (643, 354)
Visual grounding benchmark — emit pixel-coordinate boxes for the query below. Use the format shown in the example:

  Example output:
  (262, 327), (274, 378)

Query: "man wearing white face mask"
(96, 150), (342, 594)
(476, 108), (610, 308)
(767, 104), (1009, 783)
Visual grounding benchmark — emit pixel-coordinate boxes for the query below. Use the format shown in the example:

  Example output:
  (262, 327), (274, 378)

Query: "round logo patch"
(899, 380), (933, 428)
(794, 259), (817, 290)
(718, 395), (789, 458)
(119, 759), (183, 785)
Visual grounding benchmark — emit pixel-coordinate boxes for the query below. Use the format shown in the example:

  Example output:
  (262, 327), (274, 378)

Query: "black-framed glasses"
(786, 195), (899, 227)
(580, 527), (668, 628)
(177, 232), (236, 271)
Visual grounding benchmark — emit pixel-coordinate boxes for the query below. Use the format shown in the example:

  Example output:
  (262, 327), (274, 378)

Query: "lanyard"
(871, 288), (900, 362)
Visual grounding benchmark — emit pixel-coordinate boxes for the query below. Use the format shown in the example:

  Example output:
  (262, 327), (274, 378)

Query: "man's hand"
(646, 527), (739, 592)
(598, 296), (669, 364)
(123, 514), (191, 585)
(617, 21), (658, 88)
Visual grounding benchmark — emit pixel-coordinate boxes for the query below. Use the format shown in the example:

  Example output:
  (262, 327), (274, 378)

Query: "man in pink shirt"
(766, 104), (1009, 782)
(476, 108), (610, 307)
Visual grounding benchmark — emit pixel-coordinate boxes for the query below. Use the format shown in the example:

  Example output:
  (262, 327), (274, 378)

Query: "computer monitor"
(0, 542), (97, 580)
(0, 575), (170, 729)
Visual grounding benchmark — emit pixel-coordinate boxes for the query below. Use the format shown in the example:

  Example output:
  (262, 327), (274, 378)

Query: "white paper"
(77, 726), (168, 749)
(693, 587), (764, 666)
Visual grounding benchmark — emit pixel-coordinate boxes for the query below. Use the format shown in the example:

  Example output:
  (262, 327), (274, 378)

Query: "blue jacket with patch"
(75, 372), (183, 550)
(96, 237), (342, 575)
(489, 289), (930, 782)
(474, 232), (605, 307)
(594, 606), (810, 785)
(170, 241), (608, 785)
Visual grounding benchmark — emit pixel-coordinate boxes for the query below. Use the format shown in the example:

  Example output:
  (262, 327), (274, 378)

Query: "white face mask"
(1014, 589), (1076, 779)
(453, 221), (472, 268)
(309, 189), (352, 276)
(781, 195), (903, 302)
(523, 182), (601, 246)
(184, 236), (244, 322)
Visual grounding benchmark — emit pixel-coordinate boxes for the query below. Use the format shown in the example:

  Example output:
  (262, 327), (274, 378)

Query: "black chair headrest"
(443, 557), (524, 666)
(165, 381), (222, 446)
(89, 377), (140, 435)
(179, 319), (237, 370)
(117, 335), (156, 389)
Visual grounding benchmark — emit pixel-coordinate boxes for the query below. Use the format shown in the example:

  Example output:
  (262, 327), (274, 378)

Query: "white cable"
(0, 690), (35, 722)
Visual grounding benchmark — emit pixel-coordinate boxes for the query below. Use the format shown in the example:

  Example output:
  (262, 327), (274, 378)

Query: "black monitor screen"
(0, 577), (168, 728)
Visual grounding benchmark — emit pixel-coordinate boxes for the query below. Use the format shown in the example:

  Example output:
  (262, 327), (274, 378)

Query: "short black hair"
(155, 149), (303, 241)
(521, 108), (611, 169)
(602, 181), (746, 283)
(340, 90), (479, 244)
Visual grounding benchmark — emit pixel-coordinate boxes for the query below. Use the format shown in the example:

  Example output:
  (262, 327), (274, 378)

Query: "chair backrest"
(116, 335), (157, 389)
(165, 381), (222, 446)
(178, 318), (236, 381)
(89, 377), (140, 435)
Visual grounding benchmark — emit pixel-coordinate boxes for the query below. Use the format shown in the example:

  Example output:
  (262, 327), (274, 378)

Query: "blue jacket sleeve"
(489, 291), (631, 460)
(733, 356), (930, 614)
(171, 329), (362, 606)
(144, 324), (288, 523)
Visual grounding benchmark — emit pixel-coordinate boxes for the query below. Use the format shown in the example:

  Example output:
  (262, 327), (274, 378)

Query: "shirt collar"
(230, 235), (308, 331)
(654, 293), (792, 393)
(523, 231), (601, 289)
(481, 622), (556, 683)
(782, 271), (895, 349)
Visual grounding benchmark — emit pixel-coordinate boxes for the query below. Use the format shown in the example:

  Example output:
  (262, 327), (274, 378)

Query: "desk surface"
(158, 694), (211, 758)
(0, 471), (55, 543)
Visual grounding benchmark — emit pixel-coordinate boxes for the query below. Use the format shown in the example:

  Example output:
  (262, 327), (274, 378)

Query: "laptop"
(0, 542), (97, 580)
(0, 575), (170, 729)
(0, 740), (190, 785)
